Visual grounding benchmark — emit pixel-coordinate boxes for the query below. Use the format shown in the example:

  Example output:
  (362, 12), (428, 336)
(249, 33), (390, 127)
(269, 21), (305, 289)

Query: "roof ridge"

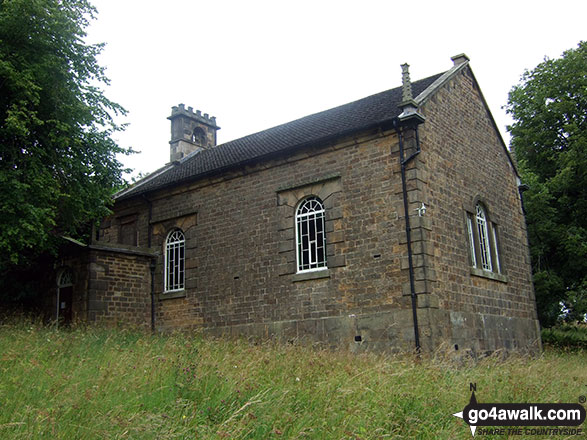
(216, 72), (448, 151)
(118, 71), (446, 200)
(171, 72), (448, 171)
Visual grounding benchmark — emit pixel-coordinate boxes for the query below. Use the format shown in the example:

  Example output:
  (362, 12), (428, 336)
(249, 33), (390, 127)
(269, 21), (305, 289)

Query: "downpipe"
(398, 124), (422, 354)
(143, 194), (156, 333)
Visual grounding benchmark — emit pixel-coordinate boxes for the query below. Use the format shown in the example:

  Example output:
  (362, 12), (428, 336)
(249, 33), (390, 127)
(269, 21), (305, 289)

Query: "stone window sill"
(470, 267), (508, 283)
(158, 290), (187, 300)
(292, 269), (331, 282)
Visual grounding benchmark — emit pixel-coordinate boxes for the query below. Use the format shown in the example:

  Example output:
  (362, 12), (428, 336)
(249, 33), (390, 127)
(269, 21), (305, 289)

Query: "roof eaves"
(88, 243), (156, 258)
(114, 162), (176, 200)
(131, 117), (400, 199)
(61, 236), (87, 247)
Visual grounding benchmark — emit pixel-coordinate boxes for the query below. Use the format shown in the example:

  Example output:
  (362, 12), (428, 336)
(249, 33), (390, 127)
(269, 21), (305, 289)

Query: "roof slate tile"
(118, 72), (444, 200)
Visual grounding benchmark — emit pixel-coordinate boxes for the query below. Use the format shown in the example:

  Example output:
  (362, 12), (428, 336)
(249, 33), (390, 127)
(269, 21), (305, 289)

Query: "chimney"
(398, 63), (425, 123)
(168, 104), (220, 162)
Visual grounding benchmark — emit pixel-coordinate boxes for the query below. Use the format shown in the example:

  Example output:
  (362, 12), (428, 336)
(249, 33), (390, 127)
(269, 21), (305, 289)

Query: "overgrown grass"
(0, 321), (585, 439)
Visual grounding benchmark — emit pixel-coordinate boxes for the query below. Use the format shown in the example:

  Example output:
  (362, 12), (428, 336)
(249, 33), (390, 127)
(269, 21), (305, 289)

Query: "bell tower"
(168, 104), (220, 162)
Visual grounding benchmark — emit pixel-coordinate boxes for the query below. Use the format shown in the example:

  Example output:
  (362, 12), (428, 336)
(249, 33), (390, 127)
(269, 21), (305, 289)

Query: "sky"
(86, 0), (586, 178)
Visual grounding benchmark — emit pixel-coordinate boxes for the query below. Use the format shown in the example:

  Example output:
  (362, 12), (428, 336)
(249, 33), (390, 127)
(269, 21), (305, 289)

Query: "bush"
(541, 324), (587, 350)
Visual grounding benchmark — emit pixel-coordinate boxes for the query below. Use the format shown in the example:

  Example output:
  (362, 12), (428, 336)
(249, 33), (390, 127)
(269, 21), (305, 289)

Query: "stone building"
(53, 55), (541, 354)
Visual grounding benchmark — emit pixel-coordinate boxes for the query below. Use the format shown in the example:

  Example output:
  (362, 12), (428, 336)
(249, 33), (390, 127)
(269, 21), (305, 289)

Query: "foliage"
(541, 324), (587, 350)
(0, 324), (585, 439)
(506, 42), (587, 327)
(0, 0), (130, 274)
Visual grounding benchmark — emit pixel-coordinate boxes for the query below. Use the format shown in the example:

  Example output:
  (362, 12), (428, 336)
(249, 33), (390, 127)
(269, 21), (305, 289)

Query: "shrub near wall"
(541, 325), (587, 350)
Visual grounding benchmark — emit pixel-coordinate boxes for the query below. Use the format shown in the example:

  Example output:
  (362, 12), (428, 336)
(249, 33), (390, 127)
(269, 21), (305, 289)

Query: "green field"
(0, 322), (585, 439)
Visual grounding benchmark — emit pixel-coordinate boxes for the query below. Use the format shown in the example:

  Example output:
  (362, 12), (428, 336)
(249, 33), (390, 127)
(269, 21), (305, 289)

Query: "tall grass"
(0, 321), (585, 439)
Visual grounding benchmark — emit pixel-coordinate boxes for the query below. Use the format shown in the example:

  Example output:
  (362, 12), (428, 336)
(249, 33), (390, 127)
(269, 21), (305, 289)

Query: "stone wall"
(101, 127), (421, 348)
(95, 67), (541, 353)
(415, 66), (541, 353)
(85, 245), (154, 328)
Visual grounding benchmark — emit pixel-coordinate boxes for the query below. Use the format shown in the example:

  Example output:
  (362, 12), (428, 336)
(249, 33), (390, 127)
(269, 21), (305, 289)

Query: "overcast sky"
(86, 0), (586, 178)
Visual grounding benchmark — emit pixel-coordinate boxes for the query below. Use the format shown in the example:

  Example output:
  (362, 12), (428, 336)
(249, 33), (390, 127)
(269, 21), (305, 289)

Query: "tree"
(0, 0), (130, 278)
(506, 41), (587, 326)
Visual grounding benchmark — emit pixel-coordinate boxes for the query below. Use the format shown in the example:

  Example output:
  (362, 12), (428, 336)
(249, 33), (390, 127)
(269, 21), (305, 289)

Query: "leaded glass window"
(492, 225), (501, 274)
(465, 202), (504, 276)
(466, 215), (477, 268)
(165, 229), (185, 292)
(57, 268), (73, 287)
(296, 196), (327, 272)
(476, 203), (492, 272)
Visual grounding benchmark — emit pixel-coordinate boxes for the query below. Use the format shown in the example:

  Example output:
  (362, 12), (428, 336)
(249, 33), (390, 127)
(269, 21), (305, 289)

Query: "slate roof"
(118, 72), (445, 200)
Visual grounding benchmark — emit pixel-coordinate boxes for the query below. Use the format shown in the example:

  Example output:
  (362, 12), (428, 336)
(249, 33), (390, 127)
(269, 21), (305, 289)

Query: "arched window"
(191, 127), (206, 146)
(296, 196), (327, 272)
(466, 201), (503, 275)
(56, 268), (74, 326)
(475, 203), (492, 271)
(165, 229), (185, 292)
(57, 268), (73, 288)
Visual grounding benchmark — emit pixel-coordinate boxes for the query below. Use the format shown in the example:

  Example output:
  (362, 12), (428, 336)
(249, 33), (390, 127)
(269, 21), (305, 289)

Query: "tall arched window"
(165, 229), (185, 292)
(465, 201), (503, 276)
(475, 203), (493, 271)
(296, 196), (327, 272)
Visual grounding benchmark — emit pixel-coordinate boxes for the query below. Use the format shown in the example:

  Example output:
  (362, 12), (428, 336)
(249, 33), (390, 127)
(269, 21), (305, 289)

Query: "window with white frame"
(296, 196), (327, 272)
(476, 203), (492, 271)
(165, 229), (185, 292)
(466, 202), (502, 275)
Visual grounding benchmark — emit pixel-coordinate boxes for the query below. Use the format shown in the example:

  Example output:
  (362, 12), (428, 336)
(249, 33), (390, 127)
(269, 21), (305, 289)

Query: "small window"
(296, 196), (327, 272)
(191, 127), (206, 146)
(466, 202), (502, 275)
(165, 229), (185, 292)
(57, 268), (74, 287)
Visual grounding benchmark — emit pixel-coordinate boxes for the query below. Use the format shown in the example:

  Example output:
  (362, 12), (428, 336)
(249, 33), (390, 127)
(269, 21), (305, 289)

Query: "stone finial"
(401, 63), (413, 103)
(398, 63), (425, 123)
